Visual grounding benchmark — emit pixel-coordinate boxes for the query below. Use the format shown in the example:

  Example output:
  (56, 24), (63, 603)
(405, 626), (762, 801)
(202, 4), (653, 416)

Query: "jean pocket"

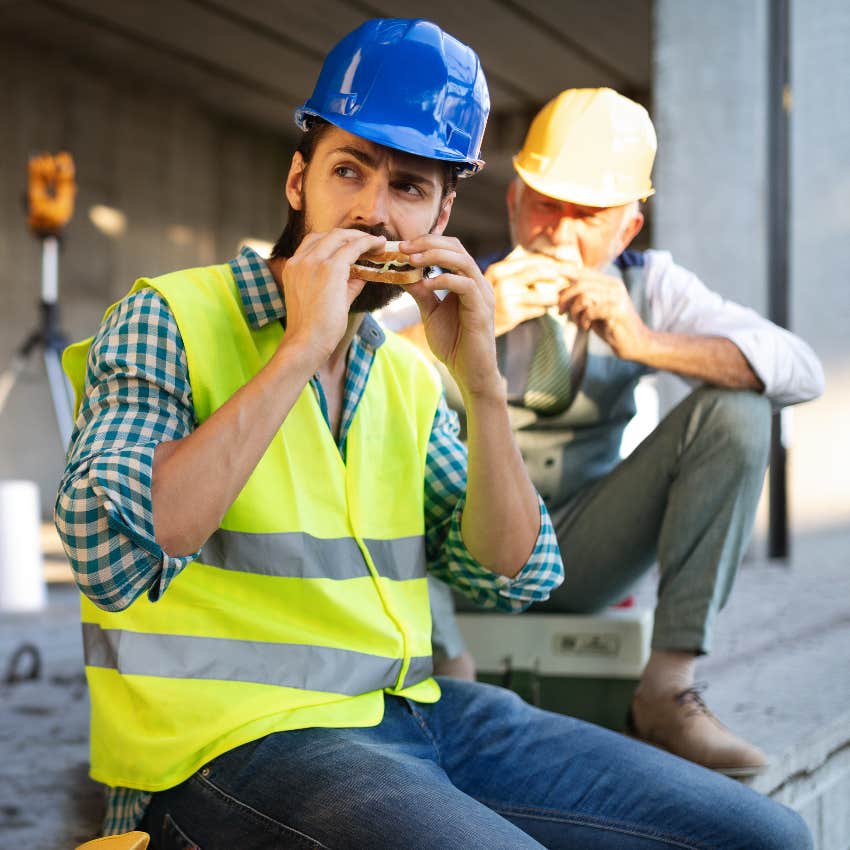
(161, 812), (202, 850)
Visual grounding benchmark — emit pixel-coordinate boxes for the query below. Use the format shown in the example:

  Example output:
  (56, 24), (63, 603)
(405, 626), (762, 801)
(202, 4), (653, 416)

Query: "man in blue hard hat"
(56, 18), (810, 849)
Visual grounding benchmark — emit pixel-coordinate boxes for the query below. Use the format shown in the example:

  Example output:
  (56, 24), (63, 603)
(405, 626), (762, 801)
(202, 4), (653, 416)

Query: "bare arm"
(636, 331), (763, 390)
(461, 386), (541, 575)
(560, 271), (764, 390)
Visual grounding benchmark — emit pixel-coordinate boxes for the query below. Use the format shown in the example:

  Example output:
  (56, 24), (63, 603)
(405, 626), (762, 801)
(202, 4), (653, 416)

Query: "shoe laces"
(673, 682), (716, 719)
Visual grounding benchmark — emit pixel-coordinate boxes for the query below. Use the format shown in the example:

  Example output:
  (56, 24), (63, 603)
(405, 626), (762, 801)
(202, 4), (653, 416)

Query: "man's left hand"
(401, 235), (503, 400)
(558, 269), (651, 361)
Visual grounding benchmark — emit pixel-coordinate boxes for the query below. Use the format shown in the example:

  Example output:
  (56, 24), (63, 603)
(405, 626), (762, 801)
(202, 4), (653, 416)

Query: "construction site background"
(0, 1), (847, 848)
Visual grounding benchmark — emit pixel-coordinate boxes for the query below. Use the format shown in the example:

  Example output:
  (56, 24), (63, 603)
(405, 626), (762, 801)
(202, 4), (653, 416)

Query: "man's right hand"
(280, 229), (386, 361)
(485, 247), (574, 336)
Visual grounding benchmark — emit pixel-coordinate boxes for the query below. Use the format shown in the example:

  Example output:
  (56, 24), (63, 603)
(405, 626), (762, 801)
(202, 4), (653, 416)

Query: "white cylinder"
(42, 235), (59, 304)
(0, 480), (47, 612)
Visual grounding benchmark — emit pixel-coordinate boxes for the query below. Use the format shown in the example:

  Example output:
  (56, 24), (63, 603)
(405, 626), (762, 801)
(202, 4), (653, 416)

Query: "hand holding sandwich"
(557, 266), (650, 360)
(399, 234), (504, 402)
(280, 228), (386, 364)
(485, 246), (576, 336)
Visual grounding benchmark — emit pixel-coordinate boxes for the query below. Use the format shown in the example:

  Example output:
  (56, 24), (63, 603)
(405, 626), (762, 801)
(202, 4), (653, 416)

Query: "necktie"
(523, 311), (588, 416)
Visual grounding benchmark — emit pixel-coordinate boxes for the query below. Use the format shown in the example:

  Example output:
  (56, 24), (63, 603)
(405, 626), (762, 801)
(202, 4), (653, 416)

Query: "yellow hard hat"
(513, 88), (656, 207)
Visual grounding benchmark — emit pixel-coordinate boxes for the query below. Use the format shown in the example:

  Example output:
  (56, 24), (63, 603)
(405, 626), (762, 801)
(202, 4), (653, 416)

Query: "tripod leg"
(44, 347), (75, 449)
(0, 356), (28, 420)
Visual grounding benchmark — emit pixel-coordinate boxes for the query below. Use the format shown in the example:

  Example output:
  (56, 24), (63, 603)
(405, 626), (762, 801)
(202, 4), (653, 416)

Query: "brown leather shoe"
(627, 685), (768, 777)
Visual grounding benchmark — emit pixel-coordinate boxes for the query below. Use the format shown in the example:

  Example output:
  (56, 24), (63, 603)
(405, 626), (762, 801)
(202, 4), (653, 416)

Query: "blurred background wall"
(0, 0), (846, 552)
(654, 0), (850, 539)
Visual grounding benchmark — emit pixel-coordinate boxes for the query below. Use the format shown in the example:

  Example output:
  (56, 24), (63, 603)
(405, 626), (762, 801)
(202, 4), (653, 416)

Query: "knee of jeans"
(727, 798), (812, 850)
(764, 806), (813, 850)
(692, 387), (771, 468)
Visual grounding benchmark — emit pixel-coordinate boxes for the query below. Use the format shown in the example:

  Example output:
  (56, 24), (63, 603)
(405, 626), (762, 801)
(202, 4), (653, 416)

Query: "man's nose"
(352, 178), (390, 226)
(551, 215), (578, 245)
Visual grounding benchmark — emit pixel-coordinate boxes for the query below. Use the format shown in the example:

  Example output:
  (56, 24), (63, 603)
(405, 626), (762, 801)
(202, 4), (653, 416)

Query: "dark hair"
(270, 119), (335, 260)
(270, 117), (460, 260)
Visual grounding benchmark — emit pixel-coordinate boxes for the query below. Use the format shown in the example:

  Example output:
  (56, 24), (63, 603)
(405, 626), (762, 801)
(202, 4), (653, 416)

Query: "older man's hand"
(485, 247), (574, 336)
(558, 268), (651, 361)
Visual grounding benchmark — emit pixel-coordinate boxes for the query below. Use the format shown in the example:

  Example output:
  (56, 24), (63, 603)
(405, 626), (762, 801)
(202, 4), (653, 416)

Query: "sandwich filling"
(355, 258), (417, 273)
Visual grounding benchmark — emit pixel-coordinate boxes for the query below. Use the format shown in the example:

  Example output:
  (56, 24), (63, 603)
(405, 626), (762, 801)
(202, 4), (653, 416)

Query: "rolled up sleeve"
(55, 289), (199, 611)
(424, 396), (564, 611)
(646, 251), (825, 407)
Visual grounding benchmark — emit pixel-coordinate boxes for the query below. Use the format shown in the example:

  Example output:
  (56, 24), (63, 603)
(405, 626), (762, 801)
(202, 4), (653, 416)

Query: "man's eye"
(396, 182), (424, 197)
(335, 166), (357, 178)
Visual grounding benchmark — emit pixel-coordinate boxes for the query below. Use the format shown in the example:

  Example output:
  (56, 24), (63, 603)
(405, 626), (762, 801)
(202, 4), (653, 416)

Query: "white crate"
(456, 610), (653, 679)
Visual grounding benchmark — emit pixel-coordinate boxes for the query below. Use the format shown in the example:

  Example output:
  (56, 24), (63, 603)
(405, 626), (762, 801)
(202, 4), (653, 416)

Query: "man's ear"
(506, 179), (521, 231)
(506, 180), (518, 217)
(432, 191), (455, 235)
(618, 209), (645, 252)
(285, 152), (306, 210)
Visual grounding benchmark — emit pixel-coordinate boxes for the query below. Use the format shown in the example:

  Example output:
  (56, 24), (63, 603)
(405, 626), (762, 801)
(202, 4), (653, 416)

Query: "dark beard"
(273, 202), (410, 314)
(349, 280), (405, 313)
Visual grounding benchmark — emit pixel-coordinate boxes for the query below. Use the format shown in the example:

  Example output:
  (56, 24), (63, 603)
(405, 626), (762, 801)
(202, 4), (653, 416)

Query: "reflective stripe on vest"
(200, 530), (425, 581)
(83, 622), (433, 694)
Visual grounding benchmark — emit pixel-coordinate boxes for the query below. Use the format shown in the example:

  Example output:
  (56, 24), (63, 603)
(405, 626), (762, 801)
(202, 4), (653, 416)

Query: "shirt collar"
(228, 246), (285, 330)
(227, 246), (386, 349)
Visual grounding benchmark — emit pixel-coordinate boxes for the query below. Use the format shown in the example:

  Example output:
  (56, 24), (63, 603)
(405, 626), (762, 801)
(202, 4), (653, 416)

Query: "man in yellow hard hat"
(392, 87), (824, 776)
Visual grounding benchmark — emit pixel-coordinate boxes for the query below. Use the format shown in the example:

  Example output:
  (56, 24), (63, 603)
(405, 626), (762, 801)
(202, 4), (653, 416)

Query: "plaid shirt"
(55, 247), (563, 834)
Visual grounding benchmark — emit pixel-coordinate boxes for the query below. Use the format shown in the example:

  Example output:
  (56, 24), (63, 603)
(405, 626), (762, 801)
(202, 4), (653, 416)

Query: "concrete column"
(653, 0), (850, 539)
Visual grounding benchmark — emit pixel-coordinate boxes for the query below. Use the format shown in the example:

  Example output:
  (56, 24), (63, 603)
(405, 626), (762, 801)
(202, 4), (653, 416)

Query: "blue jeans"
(140, 678), (810, 849)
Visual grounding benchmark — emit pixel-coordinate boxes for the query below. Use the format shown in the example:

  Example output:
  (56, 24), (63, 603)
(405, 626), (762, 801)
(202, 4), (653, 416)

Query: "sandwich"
(351, 241), (424, 285)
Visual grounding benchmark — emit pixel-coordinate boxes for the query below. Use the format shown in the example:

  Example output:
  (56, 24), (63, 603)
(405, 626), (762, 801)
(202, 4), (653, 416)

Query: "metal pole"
(767, 0), (791, 559)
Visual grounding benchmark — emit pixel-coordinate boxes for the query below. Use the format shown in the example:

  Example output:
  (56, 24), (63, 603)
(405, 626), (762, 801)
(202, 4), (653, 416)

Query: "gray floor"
(1, 523), (848, 850)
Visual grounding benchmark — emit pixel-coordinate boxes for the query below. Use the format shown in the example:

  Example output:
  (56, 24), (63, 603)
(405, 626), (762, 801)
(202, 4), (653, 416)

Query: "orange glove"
(27, 151), (76, 236)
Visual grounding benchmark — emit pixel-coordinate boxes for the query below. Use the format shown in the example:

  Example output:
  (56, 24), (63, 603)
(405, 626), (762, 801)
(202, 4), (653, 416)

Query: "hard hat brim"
(514, 160), (654, 208)
(295, 109), (485, 178)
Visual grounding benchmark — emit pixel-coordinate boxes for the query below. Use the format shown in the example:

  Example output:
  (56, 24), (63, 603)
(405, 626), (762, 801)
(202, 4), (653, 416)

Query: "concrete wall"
(789, 0), (850, 533)
(0, 35), (291, 515)
(653, 0), (850, 538)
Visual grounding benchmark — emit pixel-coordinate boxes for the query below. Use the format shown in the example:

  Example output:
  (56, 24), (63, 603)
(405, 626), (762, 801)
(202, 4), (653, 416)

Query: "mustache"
(348, 223), (398, 241)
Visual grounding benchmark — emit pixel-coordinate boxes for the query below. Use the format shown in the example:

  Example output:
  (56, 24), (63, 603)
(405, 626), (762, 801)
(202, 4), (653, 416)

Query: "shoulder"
(476, 248), (510, 273)
(98, 286), (176, 341)
(145, 262), (237, 306)
(639, 249), (706, 296)
(615, 248), (648, 270)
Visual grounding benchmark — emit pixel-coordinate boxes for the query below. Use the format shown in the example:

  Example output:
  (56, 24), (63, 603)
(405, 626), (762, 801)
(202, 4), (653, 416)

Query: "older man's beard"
(285, 201), (407, 314)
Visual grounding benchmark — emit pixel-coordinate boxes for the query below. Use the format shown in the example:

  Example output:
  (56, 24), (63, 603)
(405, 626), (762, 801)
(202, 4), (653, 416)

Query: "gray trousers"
(431, 386), (772, 659)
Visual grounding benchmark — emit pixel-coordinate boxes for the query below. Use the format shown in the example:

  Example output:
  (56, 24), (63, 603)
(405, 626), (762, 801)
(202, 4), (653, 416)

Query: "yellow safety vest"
(63, 262), (443, 791)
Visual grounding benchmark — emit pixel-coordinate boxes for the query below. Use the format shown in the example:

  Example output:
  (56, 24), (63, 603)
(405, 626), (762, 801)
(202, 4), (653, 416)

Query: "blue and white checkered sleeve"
(424, 395), (564, 612)
(55, 288), (199, 611)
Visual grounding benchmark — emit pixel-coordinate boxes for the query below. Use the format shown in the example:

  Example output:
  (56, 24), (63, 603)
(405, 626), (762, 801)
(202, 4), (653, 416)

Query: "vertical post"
(767, 0), (791, 559)
(41, 235), (74, 448)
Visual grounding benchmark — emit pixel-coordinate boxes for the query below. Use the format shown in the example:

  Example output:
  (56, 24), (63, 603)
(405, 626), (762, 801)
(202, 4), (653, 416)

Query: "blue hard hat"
(295, 19), (490, 177)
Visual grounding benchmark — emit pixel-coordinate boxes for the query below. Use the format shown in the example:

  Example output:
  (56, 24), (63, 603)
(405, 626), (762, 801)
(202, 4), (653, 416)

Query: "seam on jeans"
(480, 800), (710, 850)
(192, 772), (332, 849)
(403, 699), (443, 768)
(162, 812), (201, 850)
